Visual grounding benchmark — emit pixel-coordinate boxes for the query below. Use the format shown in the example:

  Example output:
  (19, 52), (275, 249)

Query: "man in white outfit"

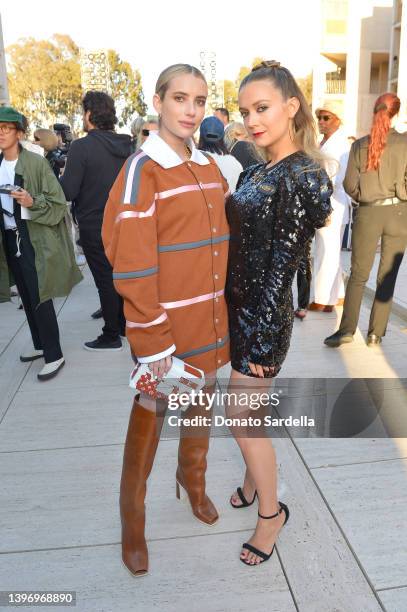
(308, 100), (351, 312)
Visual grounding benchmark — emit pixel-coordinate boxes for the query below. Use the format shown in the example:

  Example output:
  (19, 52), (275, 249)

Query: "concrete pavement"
(0, 264), (406, 612)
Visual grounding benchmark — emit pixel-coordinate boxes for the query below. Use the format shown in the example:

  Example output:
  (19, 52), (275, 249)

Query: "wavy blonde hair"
(224, 121), (248, 150)
(155, 64), (207, 100)
(239, 61), (328, 172)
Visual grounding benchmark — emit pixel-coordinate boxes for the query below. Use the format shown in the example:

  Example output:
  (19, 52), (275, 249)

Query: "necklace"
(184, 143), (192, 160)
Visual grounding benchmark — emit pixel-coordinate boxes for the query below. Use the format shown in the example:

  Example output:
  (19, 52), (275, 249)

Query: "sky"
(1, 0), (320, 115)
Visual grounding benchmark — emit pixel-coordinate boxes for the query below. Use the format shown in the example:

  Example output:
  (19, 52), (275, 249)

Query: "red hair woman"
(325, 93), (407, 348)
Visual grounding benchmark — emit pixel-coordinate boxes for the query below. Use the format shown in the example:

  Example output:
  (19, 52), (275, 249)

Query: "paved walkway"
(0, 264), (406, 612)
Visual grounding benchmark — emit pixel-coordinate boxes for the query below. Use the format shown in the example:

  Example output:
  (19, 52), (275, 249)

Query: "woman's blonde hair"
(155, 64), (207, 100)
(239, 60), (327, 170)
(224, 121), (248, 151)
(130, 116), (145, 148)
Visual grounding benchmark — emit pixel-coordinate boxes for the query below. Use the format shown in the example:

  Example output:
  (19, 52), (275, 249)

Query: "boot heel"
(176, 480), (188, 502)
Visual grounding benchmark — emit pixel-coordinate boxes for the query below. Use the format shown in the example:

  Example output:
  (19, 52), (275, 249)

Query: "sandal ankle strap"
(258, 507), (282, 520)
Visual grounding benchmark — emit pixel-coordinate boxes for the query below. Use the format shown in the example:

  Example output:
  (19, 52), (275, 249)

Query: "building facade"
(0, 13), (9, 106)
(313, 0), (395, 137)
(388, 0), (407, 128)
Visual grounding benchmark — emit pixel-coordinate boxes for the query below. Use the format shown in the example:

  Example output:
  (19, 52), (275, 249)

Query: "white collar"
(140, 131), (209, 169)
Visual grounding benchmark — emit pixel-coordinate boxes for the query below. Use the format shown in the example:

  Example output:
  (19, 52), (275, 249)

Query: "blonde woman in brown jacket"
(103, 64), (230, 577)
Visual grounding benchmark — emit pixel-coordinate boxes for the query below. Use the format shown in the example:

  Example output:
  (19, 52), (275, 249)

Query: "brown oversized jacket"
(102, 133), (230, 373)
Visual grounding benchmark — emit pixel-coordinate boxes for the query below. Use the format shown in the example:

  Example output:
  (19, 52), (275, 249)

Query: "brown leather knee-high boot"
(176, 401), (219, 525)
(120, 398), (165, 576)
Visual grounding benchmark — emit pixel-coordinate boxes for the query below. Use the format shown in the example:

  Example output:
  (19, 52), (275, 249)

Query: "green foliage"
(222, 58), (266, 118)
(6, 35), (147, 130)
(223, 79), (239, 114)
(7, 35), (82, 128)
(297, 74), (313, 105)
(107, 50), (147, 126)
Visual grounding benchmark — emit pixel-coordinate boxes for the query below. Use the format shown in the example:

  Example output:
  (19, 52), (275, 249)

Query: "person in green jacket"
(0, 107), (82, 380)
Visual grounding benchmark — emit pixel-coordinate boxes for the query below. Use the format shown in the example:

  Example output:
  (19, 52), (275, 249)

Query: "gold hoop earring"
(288, 119), (296, 143)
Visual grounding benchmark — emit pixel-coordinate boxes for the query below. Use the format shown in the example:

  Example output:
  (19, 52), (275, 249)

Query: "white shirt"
(0, 158), (18, 229)
(320, 127), (351, 224)
(207, 153), (243, 193)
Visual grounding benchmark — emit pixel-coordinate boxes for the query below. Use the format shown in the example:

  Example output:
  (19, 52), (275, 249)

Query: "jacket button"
(212, 227), (217, 232)
(214, 273), (219, 280)
(208, 203), (213, 208)
(214, 250), (218, 256)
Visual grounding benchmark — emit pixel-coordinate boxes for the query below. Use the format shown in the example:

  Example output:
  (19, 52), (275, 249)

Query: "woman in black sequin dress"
(226, 61), (332, 567)
(227, 153), (332, 375)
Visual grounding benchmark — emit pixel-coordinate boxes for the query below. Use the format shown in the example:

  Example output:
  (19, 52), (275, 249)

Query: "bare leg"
(227, 368), (287, 565)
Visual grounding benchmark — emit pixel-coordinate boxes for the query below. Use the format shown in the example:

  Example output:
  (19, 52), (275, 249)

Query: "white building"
(313, 0), (394, 137)
(389, 0), (407, 129)
(0, 13), (9, 106)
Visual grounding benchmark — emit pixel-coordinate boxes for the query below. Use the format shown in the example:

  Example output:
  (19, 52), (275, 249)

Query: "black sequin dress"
(226, 151), (333, 377)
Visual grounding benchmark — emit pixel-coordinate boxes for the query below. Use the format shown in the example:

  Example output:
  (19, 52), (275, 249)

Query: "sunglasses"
(317, 114), (333, 122)
(142, 129), (149, 136)
(0, 125), (18, 134)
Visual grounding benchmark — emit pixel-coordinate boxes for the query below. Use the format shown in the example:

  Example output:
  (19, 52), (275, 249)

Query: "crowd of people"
(0, 60), (406, 574)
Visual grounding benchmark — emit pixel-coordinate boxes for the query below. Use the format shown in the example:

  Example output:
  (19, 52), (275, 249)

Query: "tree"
(297, 74), (313, 105)
(223, 79), (239, 114)
(7, 34), (82, 128)
(107, 50), (147, 126)
(6, 35), (147, 130)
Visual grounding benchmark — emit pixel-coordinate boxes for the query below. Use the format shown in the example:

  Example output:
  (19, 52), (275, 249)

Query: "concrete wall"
(314, 0), (394, 138)
(0, 14), (9, 106)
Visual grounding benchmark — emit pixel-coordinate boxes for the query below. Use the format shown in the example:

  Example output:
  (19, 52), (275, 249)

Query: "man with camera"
(60, 91), (132, 351)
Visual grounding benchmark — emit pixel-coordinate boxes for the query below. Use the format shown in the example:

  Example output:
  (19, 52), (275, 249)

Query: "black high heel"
(230, 486), (257, 508)
(240, 501), (289, 566)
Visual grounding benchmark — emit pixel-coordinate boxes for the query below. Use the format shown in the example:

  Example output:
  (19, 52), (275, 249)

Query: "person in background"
(140, 118), (159, 144)
(198, 116), (243, 193)
(325, 92), (407, 348)
(0, 107), (82, 380)
(294, 239), (312, 319)
(130, 117), (145, 153)
(224, 120), (261, 169)
(214, 107), (229, 126)
(19, 115), (43, 157)
(307, 100), (351, 313)
(60, 91), (132, 352)
(33, 129), (61, 178)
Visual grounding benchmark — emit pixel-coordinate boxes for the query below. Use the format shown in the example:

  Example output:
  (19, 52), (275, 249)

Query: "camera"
(0, 184), (23, 195)
(49, 124), (73, 176)
(53, 123), (73, 154)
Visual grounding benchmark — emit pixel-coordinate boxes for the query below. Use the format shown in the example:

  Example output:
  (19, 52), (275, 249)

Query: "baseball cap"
(200, 116), (224, 142)
(0, 106), (25, 129)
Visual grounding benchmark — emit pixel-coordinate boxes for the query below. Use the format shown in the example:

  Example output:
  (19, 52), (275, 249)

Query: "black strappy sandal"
(230, 486), (257, 508)
(240, 501), (289, 565)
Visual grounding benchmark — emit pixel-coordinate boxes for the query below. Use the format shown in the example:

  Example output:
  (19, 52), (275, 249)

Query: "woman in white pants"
(309, 101), (351, 312)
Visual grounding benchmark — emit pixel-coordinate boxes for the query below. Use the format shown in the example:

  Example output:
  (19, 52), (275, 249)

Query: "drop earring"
(288, 119), (296, 143)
